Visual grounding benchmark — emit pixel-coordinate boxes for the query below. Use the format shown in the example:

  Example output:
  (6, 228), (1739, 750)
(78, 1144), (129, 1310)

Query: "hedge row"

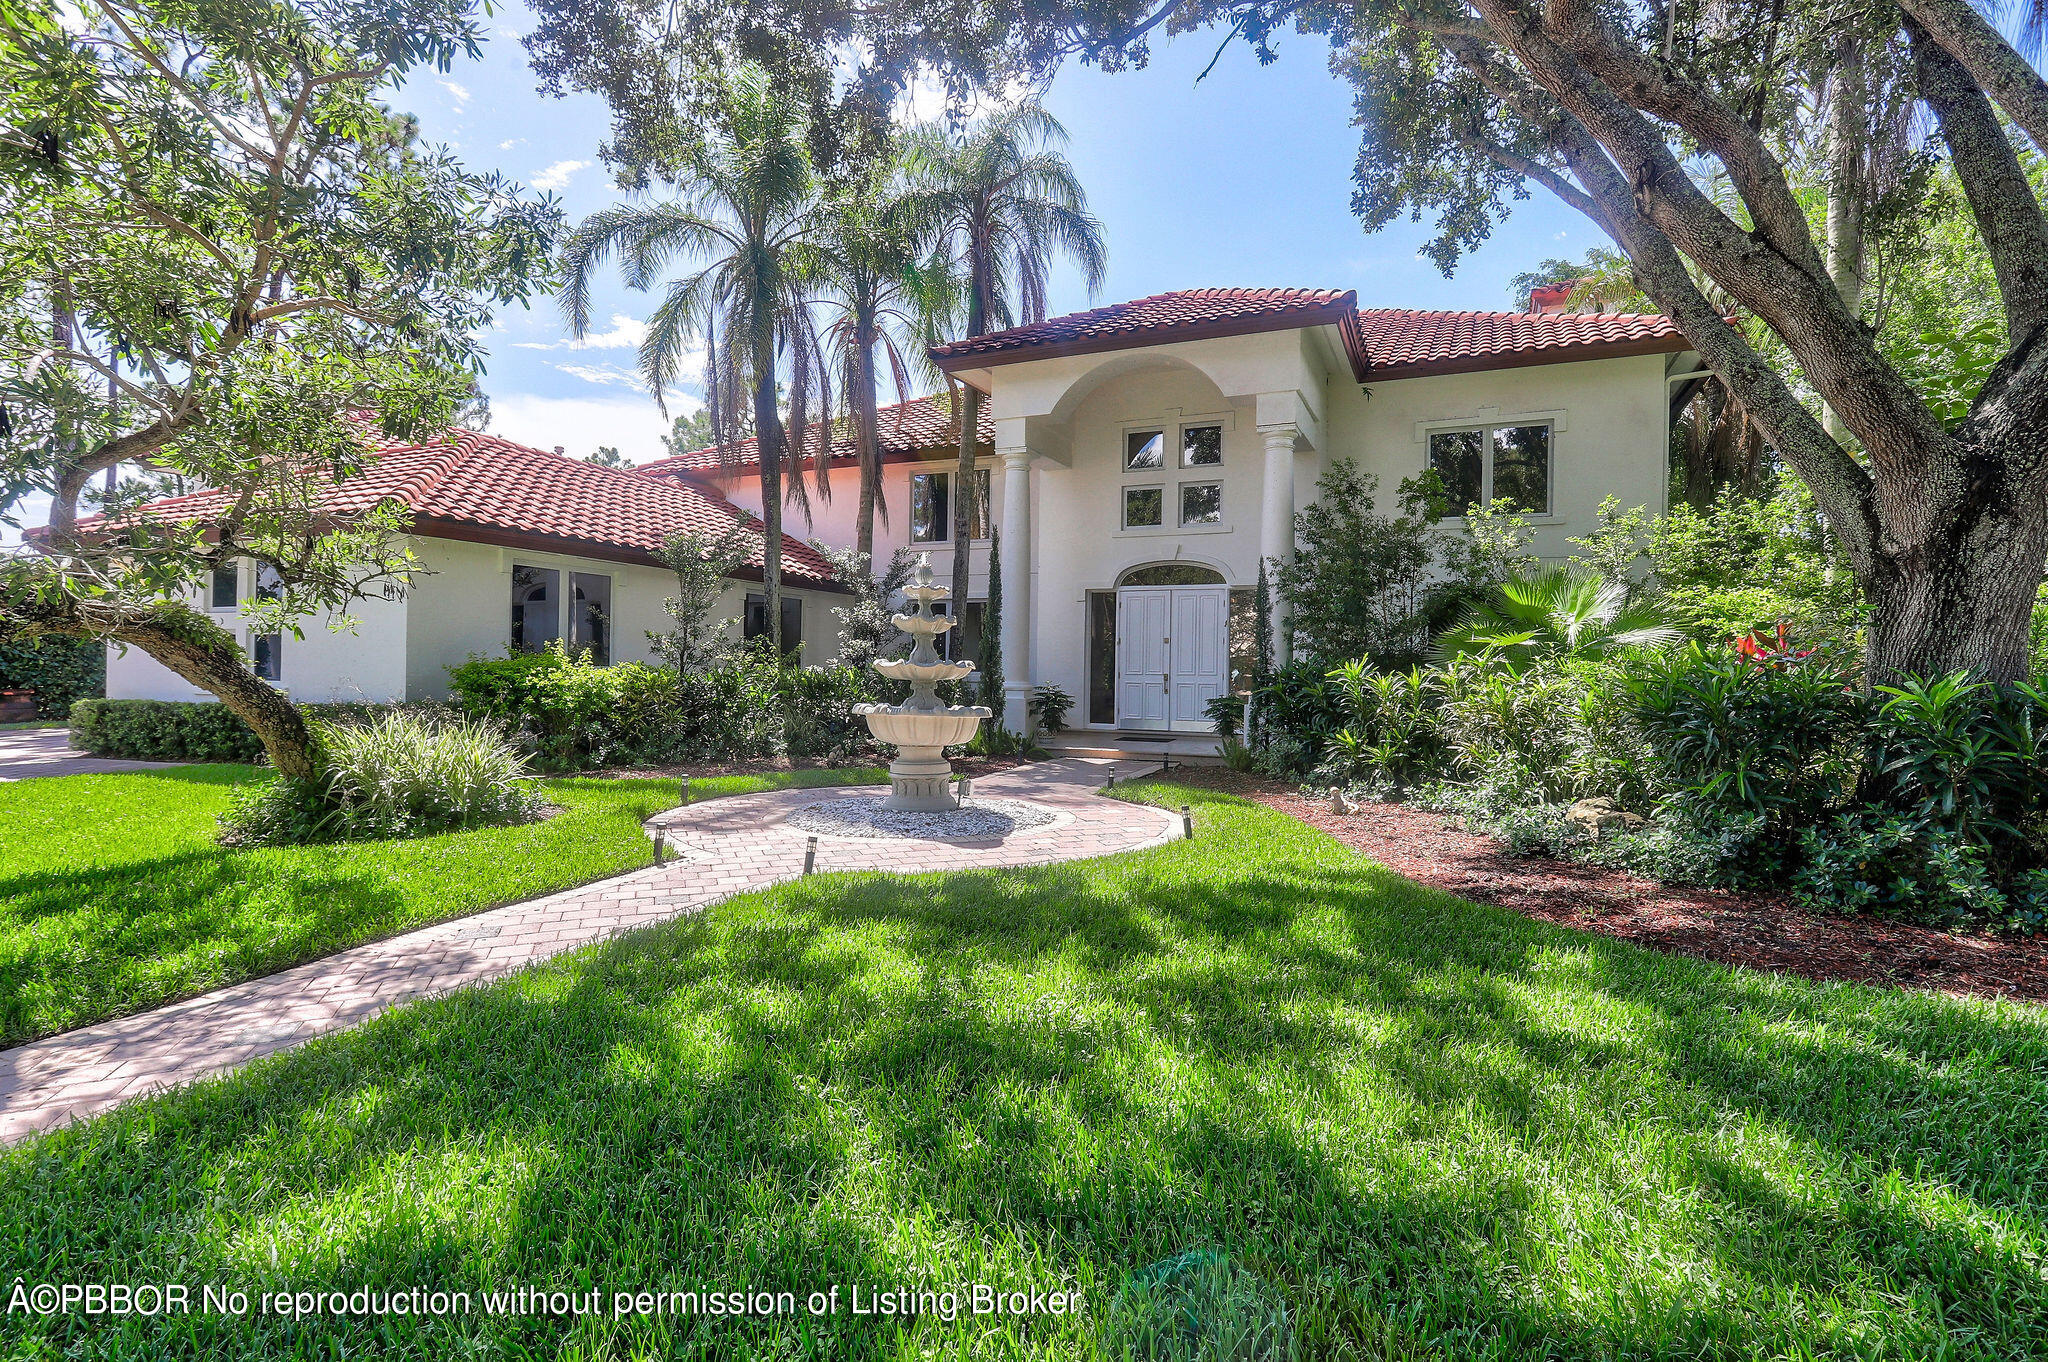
(69, 699), (403, 763)
(0, 637), (105, 718)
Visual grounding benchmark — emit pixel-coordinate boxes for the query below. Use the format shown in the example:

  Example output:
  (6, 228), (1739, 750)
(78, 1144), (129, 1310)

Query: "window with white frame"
(1427, 421), (1552, 516)
(909, 468), (991, 543)
(1121, 419), (1227, 531)
(1123, 486), (1164, 529)
(1179, 482), (1223, 526)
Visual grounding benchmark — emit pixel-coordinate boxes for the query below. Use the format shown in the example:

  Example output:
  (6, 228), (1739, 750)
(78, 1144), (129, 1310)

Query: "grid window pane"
(1125, 431), (1164, 471)
(1181, 424), (1223, 467)
(1180, 482), (1223, 525)
(969, 468), (992, 540)
(1492, 424), (1551, 513)
(1123, 486), (1164, 528)
(910, 472), (949, 543)
(511, 564), (561, 652)
(1428, 429), (1484, 516)
(209, 563), (237, 609)
(571, 572), (612, 666)
(251, 633), (282, 683)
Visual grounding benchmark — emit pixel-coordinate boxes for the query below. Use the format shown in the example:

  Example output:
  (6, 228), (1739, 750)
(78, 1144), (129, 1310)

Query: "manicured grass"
(0, 718), (66, 730)
(0, 765), (881, 1046)
(6, 781), (2047, 1359)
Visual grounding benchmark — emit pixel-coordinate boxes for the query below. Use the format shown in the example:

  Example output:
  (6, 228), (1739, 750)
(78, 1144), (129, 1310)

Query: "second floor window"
(1427, 422), (1553, 516)
(909, 468), (991, 543)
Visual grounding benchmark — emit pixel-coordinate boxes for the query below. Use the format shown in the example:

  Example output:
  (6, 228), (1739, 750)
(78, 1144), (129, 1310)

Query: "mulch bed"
(1162, 766), (2048, 1006)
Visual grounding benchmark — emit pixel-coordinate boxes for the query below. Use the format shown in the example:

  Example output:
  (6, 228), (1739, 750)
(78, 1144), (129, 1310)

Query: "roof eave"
(406, 516), (850, 593)
(1361, 332), (1692, 383)
(929, 298), (1362, 377)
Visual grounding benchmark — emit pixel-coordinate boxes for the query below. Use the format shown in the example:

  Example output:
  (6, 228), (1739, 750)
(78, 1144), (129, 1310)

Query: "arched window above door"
(1117, 563), (1224, 587)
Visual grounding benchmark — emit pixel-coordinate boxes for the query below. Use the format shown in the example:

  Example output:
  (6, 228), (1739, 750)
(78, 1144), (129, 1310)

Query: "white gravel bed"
(786, 795), (1057, 841)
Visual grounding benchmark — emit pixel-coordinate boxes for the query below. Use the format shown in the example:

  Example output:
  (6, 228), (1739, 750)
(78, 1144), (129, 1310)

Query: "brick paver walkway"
(0, 727), (182, 780)
(0, 758), (1174, 1144)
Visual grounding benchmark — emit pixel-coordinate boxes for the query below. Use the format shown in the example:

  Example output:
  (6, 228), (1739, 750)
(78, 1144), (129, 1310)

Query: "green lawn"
(5, 780), (2045, 1359)
(0, 764), (881, 1046)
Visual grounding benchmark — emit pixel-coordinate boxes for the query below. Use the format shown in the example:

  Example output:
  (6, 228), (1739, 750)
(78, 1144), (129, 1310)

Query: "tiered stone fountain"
(854, 555), (991, 811)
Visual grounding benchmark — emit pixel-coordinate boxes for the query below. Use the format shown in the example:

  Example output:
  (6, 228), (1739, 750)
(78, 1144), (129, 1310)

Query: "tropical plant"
(647, 527), (748, 675)
(1030, 683), (1074, 736)
(0, 0), (558, 777)
(1435, 567), (1684, 671)
(558, 64), (829, 654)
(902, 104), (1107, 608)
(812, 170), (948, 563)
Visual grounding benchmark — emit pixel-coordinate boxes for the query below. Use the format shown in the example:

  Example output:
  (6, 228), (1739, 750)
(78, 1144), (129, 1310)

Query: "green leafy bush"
(0, 637), (105, 717)
(69, 698), (411, 763)
(445, 643), (879, 771)
(219, 712), (542, 846)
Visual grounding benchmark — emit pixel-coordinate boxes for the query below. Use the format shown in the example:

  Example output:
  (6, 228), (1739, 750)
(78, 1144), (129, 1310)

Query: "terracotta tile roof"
(71, 426), (842, 587)
(930, 288), (1358, 371)
(926, 287), (1691, 381)
(637, 393), (991, 477)
(1353, 308), (1688, 379)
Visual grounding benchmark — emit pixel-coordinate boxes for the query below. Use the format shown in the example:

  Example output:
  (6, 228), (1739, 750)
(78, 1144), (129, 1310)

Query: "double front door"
(1116, 585), (1229, 732)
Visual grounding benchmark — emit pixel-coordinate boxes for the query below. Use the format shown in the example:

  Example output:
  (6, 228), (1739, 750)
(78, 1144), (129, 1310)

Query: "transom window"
(1428, 422), (1552, 516)
(909, 468), (991, 543)
(1122, 421), (1228, 530)
(1180, 482), (1223, 526)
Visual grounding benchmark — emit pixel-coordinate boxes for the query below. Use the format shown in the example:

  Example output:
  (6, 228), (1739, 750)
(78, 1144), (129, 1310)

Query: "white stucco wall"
(105, 559), (411, 704)
(107, 536), (850, 709)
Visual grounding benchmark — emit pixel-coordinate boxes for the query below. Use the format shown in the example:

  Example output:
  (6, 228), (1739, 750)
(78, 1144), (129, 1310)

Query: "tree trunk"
(1864, 493), (2047, 684)
(112, 608), (321, 778)
(952, 267), (989, 620)
(853, 335), (879, 567)
(753, 357), (785, 655)
(1822, 37), (1868, 446)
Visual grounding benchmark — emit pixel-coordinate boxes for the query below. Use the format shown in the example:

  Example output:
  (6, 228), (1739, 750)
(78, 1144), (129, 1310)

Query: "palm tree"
(811, 171), (947, 566)
(559, 65), (829, 652)
(903, 105), (1107, 608)
(1435, 566), (1683, 672)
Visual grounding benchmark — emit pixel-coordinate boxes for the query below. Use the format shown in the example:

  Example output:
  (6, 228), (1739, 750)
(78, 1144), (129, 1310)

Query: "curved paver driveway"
(0, 757), (1176, 1143)
(0, 727), (182, 780)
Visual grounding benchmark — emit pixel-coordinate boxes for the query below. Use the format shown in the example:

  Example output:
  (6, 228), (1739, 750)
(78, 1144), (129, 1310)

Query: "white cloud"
(439, 80), (470, 106)
(530, 159), (589, 191)
(487, 393), (700, 465)
(499, 138), (526, 151)
(514, 313), (650, 352)
(555, 362), (645, 390)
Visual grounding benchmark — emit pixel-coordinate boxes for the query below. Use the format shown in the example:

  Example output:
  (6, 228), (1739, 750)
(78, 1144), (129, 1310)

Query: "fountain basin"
(873, 657), (978, 687)
(856, 704), (991, 750)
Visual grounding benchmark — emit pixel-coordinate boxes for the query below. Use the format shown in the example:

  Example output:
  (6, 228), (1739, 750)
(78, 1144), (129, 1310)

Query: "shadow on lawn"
(6, 786), (2047, 1359)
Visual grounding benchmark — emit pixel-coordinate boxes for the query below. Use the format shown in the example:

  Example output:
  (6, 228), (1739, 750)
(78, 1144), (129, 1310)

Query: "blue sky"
(407, 4), (1598, 465)
(3, 4), (1598, 543)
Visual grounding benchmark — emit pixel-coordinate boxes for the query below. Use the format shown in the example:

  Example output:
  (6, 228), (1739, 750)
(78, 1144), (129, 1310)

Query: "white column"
(1258, 423), (1298, 665)
(999, 446), (1033, 731)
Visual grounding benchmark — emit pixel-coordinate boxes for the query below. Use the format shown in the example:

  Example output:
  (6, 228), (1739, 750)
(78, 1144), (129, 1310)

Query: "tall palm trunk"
(951, 261), (988, 616)
(752, 323), (785, 654)
(852, 316), (881, 565)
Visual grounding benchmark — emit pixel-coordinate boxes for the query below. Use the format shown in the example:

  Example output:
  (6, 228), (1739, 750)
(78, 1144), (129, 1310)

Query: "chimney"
(553, 445), (565, 457)
(1528, 282), (1577, 314)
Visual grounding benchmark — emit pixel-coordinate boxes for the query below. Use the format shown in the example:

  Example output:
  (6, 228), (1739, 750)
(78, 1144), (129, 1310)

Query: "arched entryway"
(1110, 563), (1230, 733)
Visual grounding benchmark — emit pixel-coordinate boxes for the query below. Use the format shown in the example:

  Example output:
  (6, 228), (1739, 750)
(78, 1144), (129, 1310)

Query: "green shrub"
(1030, 683), (1075, 736)
(68, 698), (417, 763)
(0, 636), (105, 717)
(219, 712), (542, 846)
(1623, 643), (1866, 823)
(446, 643), (880, 772)
(72, 699), (267, 761)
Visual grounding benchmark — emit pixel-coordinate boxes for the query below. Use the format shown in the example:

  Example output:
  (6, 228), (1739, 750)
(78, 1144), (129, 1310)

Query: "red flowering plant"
(1732, 622), (1819, 668)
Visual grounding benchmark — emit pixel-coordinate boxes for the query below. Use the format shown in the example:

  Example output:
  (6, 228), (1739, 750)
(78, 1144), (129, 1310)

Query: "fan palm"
(810, 173), (950, 565)
(1435, 566), (1683, 671)
(558, 65), (829, 652)
(902, 104), (1107, 607)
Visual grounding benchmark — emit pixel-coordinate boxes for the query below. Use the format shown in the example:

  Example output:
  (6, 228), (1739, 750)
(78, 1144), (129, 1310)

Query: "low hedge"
(0, 637), (105, 718)
(69, 699), (405, 764)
